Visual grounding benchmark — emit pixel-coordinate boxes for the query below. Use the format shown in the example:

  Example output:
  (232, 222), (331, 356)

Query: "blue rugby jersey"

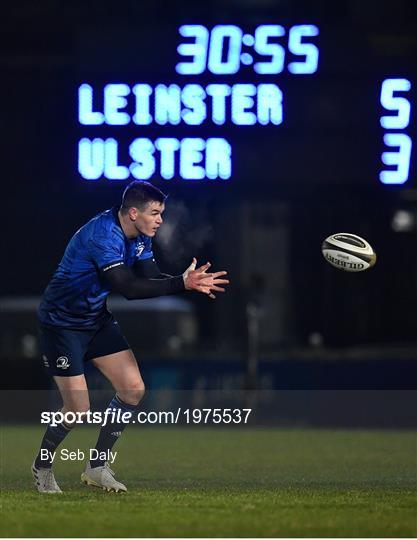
(38, 207), (153, 328)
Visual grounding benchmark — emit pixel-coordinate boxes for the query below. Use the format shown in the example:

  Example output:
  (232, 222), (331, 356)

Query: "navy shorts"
(38, 316), (130, 377)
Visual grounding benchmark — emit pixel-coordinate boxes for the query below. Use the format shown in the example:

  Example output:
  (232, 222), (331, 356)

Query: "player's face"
(134, 201), (165, 237)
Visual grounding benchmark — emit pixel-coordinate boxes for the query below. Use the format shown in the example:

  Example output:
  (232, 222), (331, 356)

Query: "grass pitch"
(1, 426), (416, 537)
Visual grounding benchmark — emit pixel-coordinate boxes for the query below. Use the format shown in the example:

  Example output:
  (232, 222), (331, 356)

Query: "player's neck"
(118, 210), (139, 239)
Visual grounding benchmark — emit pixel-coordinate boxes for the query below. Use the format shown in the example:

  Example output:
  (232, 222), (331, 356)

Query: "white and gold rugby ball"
(322, 233), (377, 272)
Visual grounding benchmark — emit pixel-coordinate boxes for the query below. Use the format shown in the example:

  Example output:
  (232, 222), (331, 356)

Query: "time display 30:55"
(176, 24), (319, 75)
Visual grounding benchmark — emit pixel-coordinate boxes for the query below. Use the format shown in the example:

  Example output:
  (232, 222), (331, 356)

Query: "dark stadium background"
(1, 0), (416, 427)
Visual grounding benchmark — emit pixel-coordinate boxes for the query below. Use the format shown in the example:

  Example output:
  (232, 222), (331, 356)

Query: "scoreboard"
(75, 19), (416, 187)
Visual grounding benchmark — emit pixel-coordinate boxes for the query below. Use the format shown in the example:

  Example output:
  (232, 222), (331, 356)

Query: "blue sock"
(90, 394), (137, 468)
(35, 421), (72, 469)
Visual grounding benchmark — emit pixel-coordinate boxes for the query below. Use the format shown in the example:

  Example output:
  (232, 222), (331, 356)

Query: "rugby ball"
(321, 233), (377, 272)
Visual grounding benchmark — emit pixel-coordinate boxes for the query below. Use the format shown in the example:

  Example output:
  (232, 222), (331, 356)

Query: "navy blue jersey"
(38, 207), (153, 329)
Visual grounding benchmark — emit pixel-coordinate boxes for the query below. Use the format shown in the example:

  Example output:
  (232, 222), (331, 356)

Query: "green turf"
(1, 426), (416, 537)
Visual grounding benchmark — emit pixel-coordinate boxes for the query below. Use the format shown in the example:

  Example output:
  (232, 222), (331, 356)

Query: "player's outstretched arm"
(182, 258), (229, 299)
(103, 264), (185, 300)
(103, 258), (229, 300)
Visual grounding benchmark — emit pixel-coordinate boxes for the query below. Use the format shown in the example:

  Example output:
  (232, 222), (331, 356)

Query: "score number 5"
(379, 78), (413, 184)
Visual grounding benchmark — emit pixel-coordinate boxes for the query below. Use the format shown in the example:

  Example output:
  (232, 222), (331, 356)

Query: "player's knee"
(119, 381), (145, 406)
(130, 380), (145, 404)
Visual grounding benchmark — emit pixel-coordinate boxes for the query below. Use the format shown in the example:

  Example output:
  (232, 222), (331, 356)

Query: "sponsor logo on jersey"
(56, 356), (70, 369)
(42, 355), (49, 368)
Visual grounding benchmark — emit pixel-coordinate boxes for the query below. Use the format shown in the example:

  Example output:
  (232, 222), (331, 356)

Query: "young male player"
(33, 180), (229, 493)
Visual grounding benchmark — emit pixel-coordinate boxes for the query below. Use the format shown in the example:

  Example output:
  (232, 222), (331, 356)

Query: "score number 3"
(379, 78), (413, 184)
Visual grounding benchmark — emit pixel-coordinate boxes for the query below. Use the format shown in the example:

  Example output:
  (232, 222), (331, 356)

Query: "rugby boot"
(81, 461), (127, 492)
(32, 461), (62, 493)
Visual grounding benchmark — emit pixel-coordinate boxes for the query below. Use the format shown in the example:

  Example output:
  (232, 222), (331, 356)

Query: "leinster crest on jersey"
(136, 242), (145, 258)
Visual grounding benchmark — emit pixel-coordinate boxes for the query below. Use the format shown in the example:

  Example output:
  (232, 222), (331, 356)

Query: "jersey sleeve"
(88, 233), (125, 272)
(137, 236), (153, 261)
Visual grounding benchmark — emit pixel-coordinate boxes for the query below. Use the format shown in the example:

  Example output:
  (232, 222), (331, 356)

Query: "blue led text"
(379, 78), (413, 184)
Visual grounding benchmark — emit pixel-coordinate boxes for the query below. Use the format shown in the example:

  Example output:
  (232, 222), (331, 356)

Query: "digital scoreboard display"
(76, 21), (416, 186)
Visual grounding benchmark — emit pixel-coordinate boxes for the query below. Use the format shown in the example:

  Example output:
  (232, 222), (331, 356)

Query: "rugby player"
(32, 180), (229, 493)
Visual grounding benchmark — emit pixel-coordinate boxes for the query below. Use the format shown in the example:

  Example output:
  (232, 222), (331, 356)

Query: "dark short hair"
(120, 181), (167, 212)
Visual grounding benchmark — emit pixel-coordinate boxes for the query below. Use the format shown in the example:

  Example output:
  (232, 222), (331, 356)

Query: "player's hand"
(183, 258), (229, 299)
